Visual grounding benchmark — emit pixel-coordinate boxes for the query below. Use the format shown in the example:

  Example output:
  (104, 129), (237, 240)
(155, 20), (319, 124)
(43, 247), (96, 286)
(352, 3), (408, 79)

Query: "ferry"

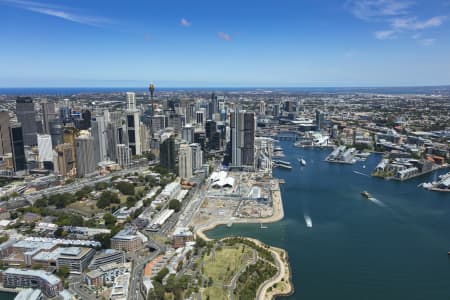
(273, 159), (291, 166)
(361, 191), (371, 198)
(274, 146), (283, 152)
(274, 163), (292, 170)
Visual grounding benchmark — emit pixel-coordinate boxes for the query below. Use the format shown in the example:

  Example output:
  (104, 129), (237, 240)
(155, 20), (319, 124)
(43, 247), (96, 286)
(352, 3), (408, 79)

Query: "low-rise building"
(2, 268), (63, 297)
(85, 262), (131, 287)
(172, 227), (194, 249)
(111, 228), (142, 252)
(89, 249), (125, 269)
(31, 246), (95, 274)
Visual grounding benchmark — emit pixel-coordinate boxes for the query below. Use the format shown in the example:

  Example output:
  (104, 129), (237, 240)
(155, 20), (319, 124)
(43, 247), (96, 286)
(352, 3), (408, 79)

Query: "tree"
(56, 266), (70, 280)
(168, 199), (181, 212)
(126, 196), (137, 208)
(103, 213), (116, 227)
(34, 197), (48, 208)
(95, 181), (108, 191)
(153, 267), (169, 283)
(115, 182), (135, 195)
(93, 233), (112, 249)
(75, 186), (93, 200)
(97, 191), (120, 209)
(195, 236), (206, 249)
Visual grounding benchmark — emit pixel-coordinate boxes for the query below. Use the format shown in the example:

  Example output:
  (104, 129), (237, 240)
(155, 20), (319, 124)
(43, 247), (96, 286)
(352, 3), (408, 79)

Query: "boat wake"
(304, 214), (312, 228)
(353, 171), (370, 177)
(368, 197), (386, 208)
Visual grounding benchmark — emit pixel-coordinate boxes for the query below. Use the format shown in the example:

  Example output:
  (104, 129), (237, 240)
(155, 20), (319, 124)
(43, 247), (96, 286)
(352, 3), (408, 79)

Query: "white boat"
(304, 215), (312, 228)
(260, 223), (268, 229)
(300, 158), (306, 166)
(275, 164), (292, 170)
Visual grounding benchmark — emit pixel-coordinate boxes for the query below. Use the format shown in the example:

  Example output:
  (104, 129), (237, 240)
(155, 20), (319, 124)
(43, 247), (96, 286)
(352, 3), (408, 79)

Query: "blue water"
(207, 142), (450, 299)
(1, 86), (449, 96)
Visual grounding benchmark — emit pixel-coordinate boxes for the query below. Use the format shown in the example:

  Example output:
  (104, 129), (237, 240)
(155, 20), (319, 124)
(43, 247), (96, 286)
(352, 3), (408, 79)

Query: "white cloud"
(346, 0), (413, 20)
(0, 0), (111, 27)
(374, 29), (397, 39)
(180, 18), (191, 27)
(217, 32), (232, 41)
(347, 0), (446, 44)
(391, 16), (446, 30)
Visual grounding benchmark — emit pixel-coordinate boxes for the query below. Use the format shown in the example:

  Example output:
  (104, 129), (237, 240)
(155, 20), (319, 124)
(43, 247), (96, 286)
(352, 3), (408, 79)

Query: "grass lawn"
(119, 194), (128, 204)
(202, 245), (253, 300)
(135, 186), (146, 193)
(68, 200), (102, 216)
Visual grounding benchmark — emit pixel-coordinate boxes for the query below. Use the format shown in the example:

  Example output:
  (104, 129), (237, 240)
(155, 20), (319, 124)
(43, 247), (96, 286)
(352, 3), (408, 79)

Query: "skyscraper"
(0, 111), (11, 156)
(16, 97), (38, 146)
(151, 115), (167, 133)
(55, 143), (74, 176)
(196, 109), (205, 128)
(230, 109), (255, 169)
(106, 121), (123, 162)
(259, 100), (266, 115)
(208, 93), (218, 120)
(60, 98), (72, 124)
(159, 132), (176, 172)
(178, 143), (192, 179)
(140, 123), (150, 153)
(316, 109), (325, 131)
(186, 103), (196, 124)
(9, 123), (26, 172)
(190, 143), (203, 171)
(116, 144), (131, 168)
(126, 92), (136, 110)
(91, 116), (108, 163)
(181, 125), (194, 144)
(126, 111), (141, 156)
(37, 134), (53, 163)
(75, 135), (96, 177)
(49, 119), (64, 148)
(78, 109), (91, 130)
(41, 101), (57, 134)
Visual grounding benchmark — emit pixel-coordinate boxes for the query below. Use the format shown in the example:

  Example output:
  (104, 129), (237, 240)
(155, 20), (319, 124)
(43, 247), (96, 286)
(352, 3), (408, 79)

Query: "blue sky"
(1, 0), (449, 87)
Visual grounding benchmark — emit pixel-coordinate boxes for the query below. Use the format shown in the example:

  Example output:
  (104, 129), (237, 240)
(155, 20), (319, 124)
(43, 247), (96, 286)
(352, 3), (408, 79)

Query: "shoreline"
(195, 187), (284, 241)
(194, 184), (294, 299)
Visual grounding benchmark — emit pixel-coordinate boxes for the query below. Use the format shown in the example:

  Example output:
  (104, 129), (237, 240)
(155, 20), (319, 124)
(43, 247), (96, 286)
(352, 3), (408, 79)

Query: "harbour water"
(207, 142), (450, 299)
(0, 291), (15, 300)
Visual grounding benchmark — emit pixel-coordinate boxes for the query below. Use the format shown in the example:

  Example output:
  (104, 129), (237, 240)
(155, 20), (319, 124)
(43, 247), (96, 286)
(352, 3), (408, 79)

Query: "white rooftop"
(5, 268), (61, 285)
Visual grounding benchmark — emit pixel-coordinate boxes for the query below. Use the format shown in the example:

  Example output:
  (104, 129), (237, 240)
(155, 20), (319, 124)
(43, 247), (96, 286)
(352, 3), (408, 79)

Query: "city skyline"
(1, 0), (450, 87)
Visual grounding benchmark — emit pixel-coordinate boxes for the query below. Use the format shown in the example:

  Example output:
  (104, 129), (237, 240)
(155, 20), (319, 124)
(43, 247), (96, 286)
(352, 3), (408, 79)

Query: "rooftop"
(4, 268), (61, 285)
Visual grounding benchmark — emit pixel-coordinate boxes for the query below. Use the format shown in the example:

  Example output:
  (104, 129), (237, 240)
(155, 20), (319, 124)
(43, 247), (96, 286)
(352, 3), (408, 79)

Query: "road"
(7, 164), (150, 206)
(128, 235), (164, 300)
(68, 275), (96, 300)
(255, 250), (283, 300)
(176, 180), (207, 228)
(229, 249), (257, 300)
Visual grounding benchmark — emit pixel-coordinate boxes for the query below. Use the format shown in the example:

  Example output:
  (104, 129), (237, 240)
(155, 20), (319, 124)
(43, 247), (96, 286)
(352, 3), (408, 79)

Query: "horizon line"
(1, 84), (450, 89)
